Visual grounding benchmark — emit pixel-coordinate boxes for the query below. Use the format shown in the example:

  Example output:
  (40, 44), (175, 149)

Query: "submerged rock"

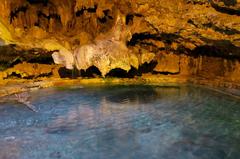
(0, 92), (38, 112)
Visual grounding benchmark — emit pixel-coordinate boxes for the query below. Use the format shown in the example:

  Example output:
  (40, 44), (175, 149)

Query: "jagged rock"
(0, 45), (54, 71)
(52, 13), (145, 76)
(74, 41), (132, 76)
(2, 62), (60, 79)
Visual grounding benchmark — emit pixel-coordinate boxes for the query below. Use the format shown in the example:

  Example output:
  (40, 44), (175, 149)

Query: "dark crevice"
(97, 9), (113, 24)
(58, 67), (74, 78)
(106, 68), (130, 78)
(58, 67), (81, 79)
(187, 19), (198, 27)
(35, 72), (53, 79)
(138, 61), (158, 74)
(125, 13), (142, 25)
(153, 71), (180, 75)
(3, 72), (22, 79)
(203, 23), (240, 35)
(81, 66), (102, 78)
(28, 56), (54, 64)
(58, 66), (102, 79)
(128, 32), (240, 60)
(199, 38), (240, 58)
(34, 22), (40, 27)
(188, 19), (240, 35)
(9, 58), (23, 67)
(98, 17), (107, 23)
(75, 5), (97, 17)
(106, 61), (158, 78)
(209, 0), (240, 16)
(37, 11), (62, 30)
(0, 45), (55, 70)
(127, 33), (158, 46)
(4, 71), (52, 79)
(175, 40), (240, 59)
(191, 45), (238, 59)
(104, 61), (158, 78)
(127, 32), (181, 46)
(10, 6), (28, 23)
(27, 0), (49, 6)
(37, 11), (61, 21)
(106, 67), (139, 78)
(106, 67), (140, 78)
(126, 14), (134, 25)
(216, 0), (237, 6)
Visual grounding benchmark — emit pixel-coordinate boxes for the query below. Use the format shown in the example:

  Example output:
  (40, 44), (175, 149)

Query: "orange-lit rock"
(154, 52), (180, 74)
(0, 0), (239, 87)
(2, 62), (60, 79)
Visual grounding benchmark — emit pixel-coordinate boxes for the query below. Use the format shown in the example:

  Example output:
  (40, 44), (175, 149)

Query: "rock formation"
(0, 0), (239, 85)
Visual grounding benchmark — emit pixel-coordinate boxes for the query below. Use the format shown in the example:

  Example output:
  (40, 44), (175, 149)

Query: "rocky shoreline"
(1, 75), (240, 99)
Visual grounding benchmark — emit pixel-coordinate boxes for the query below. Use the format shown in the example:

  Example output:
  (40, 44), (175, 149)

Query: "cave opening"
(81, 66), (102, 78)
(106, 68), (129, 78)
(105, 68), (139, 78)
(57, 61), (160, 79)
(58, 67), (80, 79)
(58, 66), (102, 79)
(106, 61), (158, 78)
(138, 61), (158, 74)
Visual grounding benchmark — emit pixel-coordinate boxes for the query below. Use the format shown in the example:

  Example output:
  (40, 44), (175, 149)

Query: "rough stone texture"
(0, 62), (60, 79)
(0, 0), (239, 83)
(0, 0), (240, 51)
(154, 52), (180, 74)
(0, 45), (54, 71)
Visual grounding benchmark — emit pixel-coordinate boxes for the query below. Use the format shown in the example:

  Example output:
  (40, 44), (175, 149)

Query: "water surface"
(0, 85), (240, 159)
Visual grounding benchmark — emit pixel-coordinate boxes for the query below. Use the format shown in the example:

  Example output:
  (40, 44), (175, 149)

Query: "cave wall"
(0, 0), (240, 84)
(1, 0), (239, 51)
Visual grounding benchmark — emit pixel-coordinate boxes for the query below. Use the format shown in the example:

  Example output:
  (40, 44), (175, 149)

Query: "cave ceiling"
(0, 0), (240, 75)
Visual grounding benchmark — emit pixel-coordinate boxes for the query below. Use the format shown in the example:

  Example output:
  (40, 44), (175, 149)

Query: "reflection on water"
(0, 85), (240, 159)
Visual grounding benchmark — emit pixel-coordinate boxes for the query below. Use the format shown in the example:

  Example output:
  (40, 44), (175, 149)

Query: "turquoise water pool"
(0, 85), (240, 159)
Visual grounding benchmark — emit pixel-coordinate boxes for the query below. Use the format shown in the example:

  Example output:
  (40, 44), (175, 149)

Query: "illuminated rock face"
(52, 14), (139, 76)
(73, 40), (132, 77)
(0, 0), (240, 81)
